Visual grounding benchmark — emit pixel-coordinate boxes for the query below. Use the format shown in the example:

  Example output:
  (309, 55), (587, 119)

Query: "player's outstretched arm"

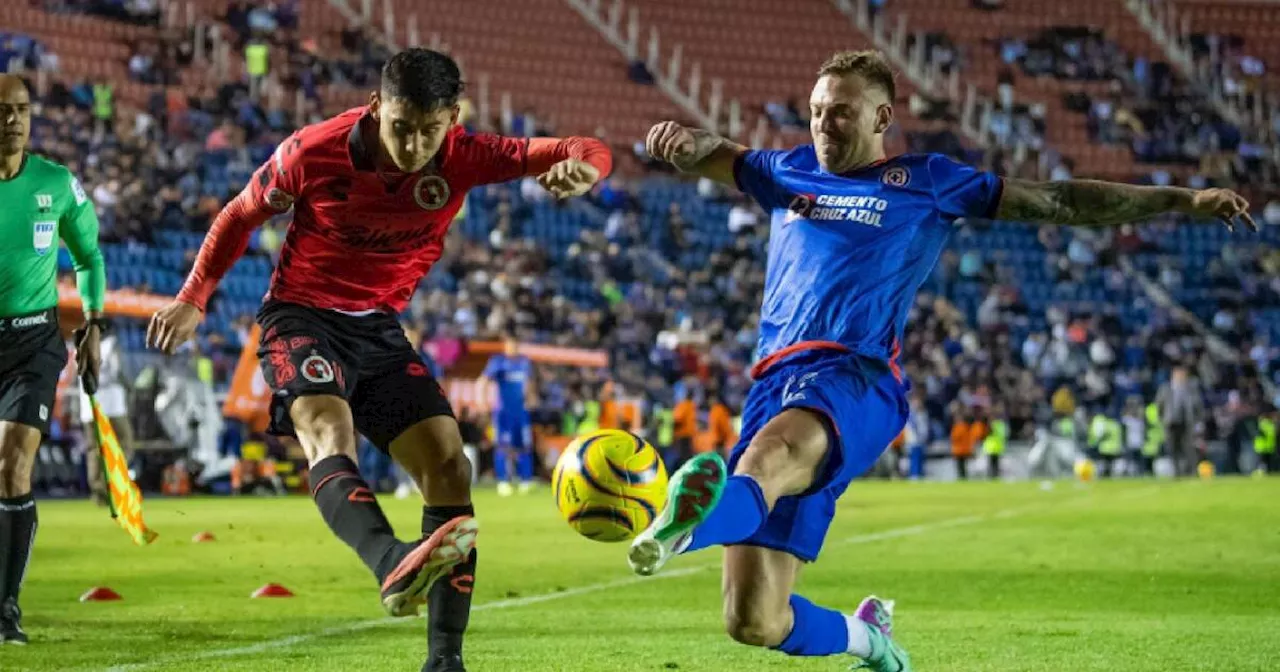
(646, 121), (746, 187)
(147, 189), (275, 354)
(996, 178), (1256, 231)
(59, 173), (106, 391)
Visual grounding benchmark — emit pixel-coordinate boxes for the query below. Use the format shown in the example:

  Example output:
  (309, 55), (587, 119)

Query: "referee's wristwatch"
(82, 317), (110, 333)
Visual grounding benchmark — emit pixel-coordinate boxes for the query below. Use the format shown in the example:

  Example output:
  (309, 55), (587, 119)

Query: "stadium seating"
(1174, 0), (1280, 89)
(360, 0), (683, 141)
(881, 0), (1176, 182)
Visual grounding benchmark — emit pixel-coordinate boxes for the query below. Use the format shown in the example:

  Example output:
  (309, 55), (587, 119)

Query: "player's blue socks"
(775, 595), (850, 656)
(516, 450), (535, 482)
(494, 447), (511, 483)
(683, 475), (768, 554)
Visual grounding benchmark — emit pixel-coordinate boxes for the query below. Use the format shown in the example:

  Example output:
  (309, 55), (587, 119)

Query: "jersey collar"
(0, 153), (28, 182)
(834, 156), (889, 177)
(347, 110), (377, 172)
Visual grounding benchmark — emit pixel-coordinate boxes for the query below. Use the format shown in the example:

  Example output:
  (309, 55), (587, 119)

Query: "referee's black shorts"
(0, 308), (67, 435)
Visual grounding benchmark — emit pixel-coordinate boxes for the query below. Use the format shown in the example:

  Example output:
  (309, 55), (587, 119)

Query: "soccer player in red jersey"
(146, 49), (612, 672)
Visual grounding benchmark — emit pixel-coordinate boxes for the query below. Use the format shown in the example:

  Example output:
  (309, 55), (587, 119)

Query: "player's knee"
(426, 432), (469, 481)
(723, 608), (789, 648)
(288, 395), (356, 463)
(736, 412), (829, 501)
(735, 434), (807, 504)
(391, 417), (471, 486)
(0, 423), (40, 497)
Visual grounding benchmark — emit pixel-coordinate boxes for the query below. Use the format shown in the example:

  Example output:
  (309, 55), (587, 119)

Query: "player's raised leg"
(629, 356), (911, 669)
(0, 421), (40, 645)
(722, 545), (908, 670)
(354, 341), (478, 672)
(290, 396), (432, 610)
(390, 418), (477, 672)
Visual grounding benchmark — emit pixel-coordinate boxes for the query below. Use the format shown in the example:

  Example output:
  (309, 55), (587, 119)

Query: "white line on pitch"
(105, 486), (1136, 671)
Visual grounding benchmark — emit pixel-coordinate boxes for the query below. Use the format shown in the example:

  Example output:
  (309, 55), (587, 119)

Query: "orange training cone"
(251, 583), (294, 598)
(80, 587), (123, 602)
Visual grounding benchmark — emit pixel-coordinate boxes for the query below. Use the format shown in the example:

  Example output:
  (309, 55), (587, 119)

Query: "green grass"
(6, 478), (1280, 671)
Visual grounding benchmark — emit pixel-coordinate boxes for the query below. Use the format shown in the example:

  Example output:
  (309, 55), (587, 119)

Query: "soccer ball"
(1073, 458), (1096, 482)
(552, 429), (668, 542)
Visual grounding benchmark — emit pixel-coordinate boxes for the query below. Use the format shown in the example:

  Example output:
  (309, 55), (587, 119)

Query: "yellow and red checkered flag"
(90, 397), (158, 545)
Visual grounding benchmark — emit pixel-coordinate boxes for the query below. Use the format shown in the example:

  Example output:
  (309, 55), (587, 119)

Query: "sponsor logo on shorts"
(413, 175), (450, 210)
(301, 354), (335, 383)
(39, 405), (48, 421)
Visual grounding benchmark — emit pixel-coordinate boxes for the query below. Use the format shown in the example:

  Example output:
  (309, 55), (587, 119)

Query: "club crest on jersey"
(301, 354), (335, 383)
(881, 166), (910, 187)
(264, 187), (294, 211)
(33, 221), (55, 255)
(413, 175), (450, 210)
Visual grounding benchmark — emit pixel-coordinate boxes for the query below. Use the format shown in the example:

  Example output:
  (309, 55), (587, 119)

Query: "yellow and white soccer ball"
(552, 429), (668, 542)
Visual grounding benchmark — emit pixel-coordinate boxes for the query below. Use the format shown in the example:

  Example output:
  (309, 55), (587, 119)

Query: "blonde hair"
(817, 50), (896, 100)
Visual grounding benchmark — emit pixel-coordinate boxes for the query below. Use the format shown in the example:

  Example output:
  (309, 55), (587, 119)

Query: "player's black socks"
(423, 504), (476, 657)
(309, 456), (402, 581)
(0, 494), (37, 604)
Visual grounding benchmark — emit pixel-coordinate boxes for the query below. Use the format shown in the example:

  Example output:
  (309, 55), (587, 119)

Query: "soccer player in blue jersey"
(480, 336), (536, 496)
(627, 50), (1254, 671)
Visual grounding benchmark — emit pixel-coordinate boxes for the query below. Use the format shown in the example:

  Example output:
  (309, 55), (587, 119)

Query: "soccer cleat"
(0, 599), (27, 645)
(517, 481), (533, 495)
(380, 516), (479, 618)
(422, 653), (466, 672)
(496, 481), (514, 497)
(850, 596), (911, 672)
(627, 452), (727, 577)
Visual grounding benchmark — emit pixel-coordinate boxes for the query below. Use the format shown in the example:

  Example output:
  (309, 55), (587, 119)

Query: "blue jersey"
(734, 148), (1002, 377)
(483, 354), (533, 415)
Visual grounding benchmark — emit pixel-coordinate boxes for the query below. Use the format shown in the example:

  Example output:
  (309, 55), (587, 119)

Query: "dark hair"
(380, 48), (465, 109)
(817, 50), (896, 101)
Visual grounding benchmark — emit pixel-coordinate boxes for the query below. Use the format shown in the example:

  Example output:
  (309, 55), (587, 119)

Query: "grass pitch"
(5, 478), (1279, 671)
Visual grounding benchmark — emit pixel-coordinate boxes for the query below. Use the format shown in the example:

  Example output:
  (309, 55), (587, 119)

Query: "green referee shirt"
(0, 153), (105, 317)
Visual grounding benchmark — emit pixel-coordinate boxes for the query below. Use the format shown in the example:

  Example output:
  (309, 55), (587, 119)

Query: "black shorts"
(256, 300), (454, 451)
(0, 308), (67, 435)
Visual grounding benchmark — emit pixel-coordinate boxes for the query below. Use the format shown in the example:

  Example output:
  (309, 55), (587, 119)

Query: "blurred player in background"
(146, 49), (610, 671)
(627, 50), (1254, 671)
(0, 74), (105, 644)
(480, 335), (536, 496)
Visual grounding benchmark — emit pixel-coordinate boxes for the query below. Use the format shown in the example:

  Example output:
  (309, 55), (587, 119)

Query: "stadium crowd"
(7, 0), (1280, 495)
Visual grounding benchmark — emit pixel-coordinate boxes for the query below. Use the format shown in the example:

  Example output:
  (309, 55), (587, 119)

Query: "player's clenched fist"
(537, 158), (601, 199)
(147, 300), (203, 355)
(646, 121), (698, 170)
(1186, 188), (1256, 232)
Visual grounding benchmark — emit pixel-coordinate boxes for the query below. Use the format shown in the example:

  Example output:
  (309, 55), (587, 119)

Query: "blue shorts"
(495, 410), (532, 451)
(728, 351), (909, 562)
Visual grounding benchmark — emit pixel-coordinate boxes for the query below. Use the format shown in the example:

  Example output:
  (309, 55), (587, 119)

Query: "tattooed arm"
(996, 178), (1257, 231)
(644, 121), (747, 187)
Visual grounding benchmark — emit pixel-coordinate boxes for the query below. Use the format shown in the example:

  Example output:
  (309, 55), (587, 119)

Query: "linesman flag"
(90, 396), (158, 545)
